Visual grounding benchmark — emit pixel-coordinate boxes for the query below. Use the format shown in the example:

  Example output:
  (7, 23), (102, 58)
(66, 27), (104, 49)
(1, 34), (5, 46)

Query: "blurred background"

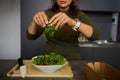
(0, 0), (120, 59)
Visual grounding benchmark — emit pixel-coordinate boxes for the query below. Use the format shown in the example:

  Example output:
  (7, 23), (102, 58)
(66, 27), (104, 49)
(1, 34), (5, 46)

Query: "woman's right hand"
(33, 11), (48, 28)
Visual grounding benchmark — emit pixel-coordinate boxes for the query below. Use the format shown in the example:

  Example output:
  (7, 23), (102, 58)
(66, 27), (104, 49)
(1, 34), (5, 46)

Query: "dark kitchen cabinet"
(79, 0), (120, 12)
(79, 42), (120, 70)
(93, 47), (120, 70)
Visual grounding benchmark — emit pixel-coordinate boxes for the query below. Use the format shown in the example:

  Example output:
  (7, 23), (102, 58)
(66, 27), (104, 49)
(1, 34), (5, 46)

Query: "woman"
(27, 0), (99, 60)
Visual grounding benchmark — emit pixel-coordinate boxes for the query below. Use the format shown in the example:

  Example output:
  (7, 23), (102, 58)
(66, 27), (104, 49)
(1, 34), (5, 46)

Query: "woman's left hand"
(49, 12), (76, 29)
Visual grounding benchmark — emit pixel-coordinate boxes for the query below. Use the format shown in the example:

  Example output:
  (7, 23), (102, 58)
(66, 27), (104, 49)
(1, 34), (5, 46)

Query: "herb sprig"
(44, 24), (56, 37)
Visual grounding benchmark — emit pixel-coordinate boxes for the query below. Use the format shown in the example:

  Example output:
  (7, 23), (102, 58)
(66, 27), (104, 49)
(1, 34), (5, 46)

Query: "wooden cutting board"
(7, 60), (73, 77)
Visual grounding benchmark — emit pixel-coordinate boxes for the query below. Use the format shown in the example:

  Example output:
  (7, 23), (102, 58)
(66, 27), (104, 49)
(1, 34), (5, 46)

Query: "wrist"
(72, 19), (81, 31)
(71, 19), (77, 27)
(28, 21), (38, 35)
(32, 21), (38, 26)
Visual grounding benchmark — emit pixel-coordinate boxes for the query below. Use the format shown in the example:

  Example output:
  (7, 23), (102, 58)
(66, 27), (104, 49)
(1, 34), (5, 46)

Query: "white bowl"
(31, 56), (67, 73)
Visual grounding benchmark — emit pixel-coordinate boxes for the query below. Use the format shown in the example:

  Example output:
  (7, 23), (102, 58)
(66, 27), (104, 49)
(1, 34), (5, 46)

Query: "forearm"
(71, 18), (99, 41)
(28, 21), (38, 35)
(71, 19), (93, 38)
(27, 21), (44, 40)
(78, 22), (93, 38)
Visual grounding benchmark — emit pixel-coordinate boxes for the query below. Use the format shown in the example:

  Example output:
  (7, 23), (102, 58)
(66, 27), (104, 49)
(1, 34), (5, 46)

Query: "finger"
(56, 21), (60, 30)
(41, 12), (48, 25)
(51, 15), (64, 25)
(55, 16), (65, 29)
(56, 16), (66, 29)
(49, 13), (62, 24)
(38, 13), (46, 27)
(59, 17), (67, 28)
(33, 14), (42, 26)
(43, 16), (48, 25)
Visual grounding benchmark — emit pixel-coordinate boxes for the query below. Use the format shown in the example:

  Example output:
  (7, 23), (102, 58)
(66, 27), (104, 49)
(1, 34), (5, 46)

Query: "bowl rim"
(31, 55), (67, 66)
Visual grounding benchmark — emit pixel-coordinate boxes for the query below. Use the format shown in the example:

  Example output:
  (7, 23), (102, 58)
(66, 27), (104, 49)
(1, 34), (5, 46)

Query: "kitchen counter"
(78, 41), (120, 70)
(0, 60), (90, 80)
(78, 41), (119, 47)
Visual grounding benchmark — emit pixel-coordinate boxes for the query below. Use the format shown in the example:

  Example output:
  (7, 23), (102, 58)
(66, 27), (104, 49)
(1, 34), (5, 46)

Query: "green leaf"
(32, 52), (65, 65)
(44, 24), (56, 37)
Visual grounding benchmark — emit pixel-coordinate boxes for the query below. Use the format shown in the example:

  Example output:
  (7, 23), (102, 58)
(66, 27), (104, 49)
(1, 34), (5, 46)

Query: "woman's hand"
(33, 11), (48, 28)
(49, 12), (76, 29)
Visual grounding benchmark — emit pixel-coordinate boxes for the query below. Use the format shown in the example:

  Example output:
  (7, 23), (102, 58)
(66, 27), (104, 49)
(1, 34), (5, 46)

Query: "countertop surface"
(0, 60), (90, 80)
(78, 41), (120, 47)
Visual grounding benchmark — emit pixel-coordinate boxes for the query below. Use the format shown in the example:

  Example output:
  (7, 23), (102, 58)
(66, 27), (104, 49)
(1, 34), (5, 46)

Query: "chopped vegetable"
(32, 52), (65, 65)
(44, 24), (56, 37)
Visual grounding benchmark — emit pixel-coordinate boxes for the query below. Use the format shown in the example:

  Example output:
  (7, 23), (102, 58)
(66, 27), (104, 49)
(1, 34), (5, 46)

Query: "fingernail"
(43, 24), (46, 27)
(46, 21), (48, 24)
(48, 21), (51, 23)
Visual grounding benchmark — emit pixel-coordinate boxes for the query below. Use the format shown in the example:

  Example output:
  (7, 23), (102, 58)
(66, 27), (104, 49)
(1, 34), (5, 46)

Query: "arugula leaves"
(44, 24), (56, 37)
(32, 52), (65, 65)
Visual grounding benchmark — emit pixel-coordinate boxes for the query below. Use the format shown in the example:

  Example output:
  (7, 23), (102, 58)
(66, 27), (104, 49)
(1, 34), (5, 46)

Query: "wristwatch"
(72, 19), (81, 31)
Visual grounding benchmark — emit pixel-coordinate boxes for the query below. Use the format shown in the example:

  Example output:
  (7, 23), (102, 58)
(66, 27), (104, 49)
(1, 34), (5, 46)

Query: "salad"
(32, 52), (65, 65)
